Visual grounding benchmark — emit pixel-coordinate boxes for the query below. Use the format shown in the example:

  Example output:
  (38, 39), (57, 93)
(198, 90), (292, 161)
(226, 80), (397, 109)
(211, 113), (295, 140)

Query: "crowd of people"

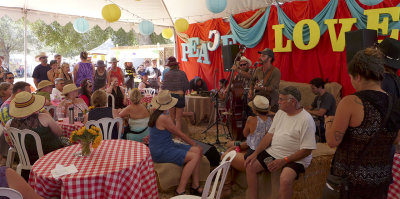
(0, 37), (399, 199)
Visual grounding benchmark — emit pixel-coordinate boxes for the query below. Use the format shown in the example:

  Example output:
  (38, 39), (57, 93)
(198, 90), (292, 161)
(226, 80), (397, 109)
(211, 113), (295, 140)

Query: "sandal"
(175, 190), (185, 196)
(190, 185), (203, 196)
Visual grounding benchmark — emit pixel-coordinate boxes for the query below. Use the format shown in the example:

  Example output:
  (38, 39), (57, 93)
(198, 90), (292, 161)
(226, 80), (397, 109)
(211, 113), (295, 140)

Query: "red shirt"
(109, 67), (124, 86)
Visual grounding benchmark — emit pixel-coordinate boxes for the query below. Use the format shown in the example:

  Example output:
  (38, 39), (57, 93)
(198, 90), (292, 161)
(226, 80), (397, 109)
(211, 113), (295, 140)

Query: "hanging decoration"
(174, 18), (189, 33)
(139, 20), (154, 35)
(73, 18), (90, 33)
(162, 28), (174, 39)
(102, 4), (121, 23)
(206, 0), (227, 14)
(359, 0), (383, 6)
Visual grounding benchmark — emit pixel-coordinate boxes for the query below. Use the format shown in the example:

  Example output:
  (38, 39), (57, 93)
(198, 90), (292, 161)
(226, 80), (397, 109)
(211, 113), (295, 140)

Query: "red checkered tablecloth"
(141, 95), (153, 104)
(29, 139), (158, 199)
(57, 120), (84, 138)
(389, 153), (400, 199)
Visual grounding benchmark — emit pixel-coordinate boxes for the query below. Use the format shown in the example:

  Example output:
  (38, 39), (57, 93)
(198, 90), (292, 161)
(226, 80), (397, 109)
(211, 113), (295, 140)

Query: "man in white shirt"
(51, 78), (65, 102)
(245, 86), (316, 199)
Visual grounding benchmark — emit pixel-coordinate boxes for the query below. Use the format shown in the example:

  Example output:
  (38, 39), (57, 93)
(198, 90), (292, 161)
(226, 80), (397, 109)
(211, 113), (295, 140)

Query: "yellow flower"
(92, 135), (102, 148)
(69, 134), (74, 143)
(77, 129), (84, 136)
(88, 129), (97, 136)
(88, 106), (95, 111)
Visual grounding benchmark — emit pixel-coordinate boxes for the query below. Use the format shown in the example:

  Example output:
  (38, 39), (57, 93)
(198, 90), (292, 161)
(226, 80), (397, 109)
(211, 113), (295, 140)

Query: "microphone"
(253, 62), (259, 67)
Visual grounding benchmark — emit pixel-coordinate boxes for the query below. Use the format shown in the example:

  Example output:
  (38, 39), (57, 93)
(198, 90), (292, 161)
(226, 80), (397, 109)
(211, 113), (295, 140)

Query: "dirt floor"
(158, 120), (247, 199)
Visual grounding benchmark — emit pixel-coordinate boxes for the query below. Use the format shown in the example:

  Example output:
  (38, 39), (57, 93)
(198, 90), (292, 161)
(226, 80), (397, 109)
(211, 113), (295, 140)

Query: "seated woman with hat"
(36, 80), (54, 106)
(56, 84), (88, 119)
(148, 90), (203, 196)
(6, 91), (63, 180)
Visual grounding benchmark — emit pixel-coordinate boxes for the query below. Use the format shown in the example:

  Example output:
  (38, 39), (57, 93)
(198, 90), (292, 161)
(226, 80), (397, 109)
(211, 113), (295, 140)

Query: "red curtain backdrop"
(176, 0), (400, 96)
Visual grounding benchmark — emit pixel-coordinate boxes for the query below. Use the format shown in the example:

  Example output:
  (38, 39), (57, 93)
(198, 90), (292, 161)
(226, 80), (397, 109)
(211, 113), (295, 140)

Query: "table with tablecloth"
(184, 95), (213, 125)
(29, 139), (158, 199)
(388, 153), (400, 199)
(56, 118), (84, 138)
(141, 95), (153, 104)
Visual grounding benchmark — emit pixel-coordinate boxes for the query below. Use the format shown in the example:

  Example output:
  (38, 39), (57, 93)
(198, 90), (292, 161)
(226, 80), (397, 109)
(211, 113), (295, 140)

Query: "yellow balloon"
(174, 18), (189, 33)
(102, 4), (121, 23)
(162, 28), (174, 39)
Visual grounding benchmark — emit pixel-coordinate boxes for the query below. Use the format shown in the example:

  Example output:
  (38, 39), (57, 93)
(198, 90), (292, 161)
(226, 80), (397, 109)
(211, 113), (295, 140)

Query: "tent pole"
(159, 0), (177, 57)
(23, 5), (27, 82)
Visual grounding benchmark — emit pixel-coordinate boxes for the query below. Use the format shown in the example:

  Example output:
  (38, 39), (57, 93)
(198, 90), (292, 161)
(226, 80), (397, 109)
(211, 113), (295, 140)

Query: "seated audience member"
(148, 90), (203, 196)
(221, 96), (273, 197)
(4, 72), (14, 85)
(86, 90), (120, 139)
(0, 166), (44, 198)
(146, 59), (161, 91)
(138, 71), (151, 90)
(35, 80), (54, 106)
(56, 84), (88, 118)
(47, 60), (60, 84)
(51, 78), (65, 102)
(245, 86), (316, 199)
(189, 76), (208, 93)
(6, 92), (63, 180)
(106, 77), (126, 109)
(0, 82), (12, 106)
(0, 82), (31, 125)
(306, 78), (336, 142)
(79, 78), (93, 107)
(119, 88), (150, 142)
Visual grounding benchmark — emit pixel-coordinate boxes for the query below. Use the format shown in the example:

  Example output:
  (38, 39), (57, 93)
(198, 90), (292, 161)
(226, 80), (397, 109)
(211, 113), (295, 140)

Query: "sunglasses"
(7, 77), (14, 79)
(240, 64), (248, 66)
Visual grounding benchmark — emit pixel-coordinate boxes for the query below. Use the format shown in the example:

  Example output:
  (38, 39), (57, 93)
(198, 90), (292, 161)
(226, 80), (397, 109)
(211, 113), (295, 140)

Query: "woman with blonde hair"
(0, 82), (12, 106)
(59, 62), (73, 85)
(119, 88), (150, 142)
(47, 60), (60, 83)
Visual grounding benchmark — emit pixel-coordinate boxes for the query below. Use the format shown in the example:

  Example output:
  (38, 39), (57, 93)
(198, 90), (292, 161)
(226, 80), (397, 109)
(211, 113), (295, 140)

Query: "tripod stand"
(202, 88), (231, 145)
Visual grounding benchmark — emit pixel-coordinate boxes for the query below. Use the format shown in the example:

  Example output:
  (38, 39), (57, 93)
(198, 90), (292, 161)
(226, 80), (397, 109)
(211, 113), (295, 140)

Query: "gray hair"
(287, 94), (301, 109)
(55, 78), (64, 84)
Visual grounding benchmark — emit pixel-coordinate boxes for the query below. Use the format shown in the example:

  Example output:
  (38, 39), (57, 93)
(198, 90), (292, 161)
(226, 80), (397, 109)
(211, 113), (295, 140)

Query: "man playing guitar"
(248, 48), (281, 112)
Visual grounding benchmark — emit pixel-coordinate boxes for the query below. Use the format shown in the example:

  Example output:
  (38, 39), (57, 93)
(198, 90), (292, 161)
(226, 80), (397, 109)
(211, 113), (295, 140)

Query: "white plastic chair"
(86, 117), (123, 140)
(142, 88), (155, 97)
(44, 105), (57, 120)
(8, 127), (44, 175)
(171, 150), (237, 199)
(106, 93), (115, 109)
(0, 187), (23, 199)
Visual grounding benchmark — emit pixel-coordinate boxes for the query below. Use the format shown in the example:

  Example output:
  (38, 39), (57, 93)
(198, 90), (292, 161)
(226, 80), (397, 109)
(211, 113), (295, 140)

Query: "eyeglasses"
(240, 64), (248, 66)
(7, 77), (14, 79)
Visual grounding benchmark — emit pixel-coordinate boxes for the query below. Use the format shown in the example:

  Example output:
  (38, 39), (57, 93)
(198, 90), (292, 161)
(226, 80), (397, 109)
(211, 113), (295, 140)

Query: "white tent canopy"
(0, 0), (280, 33)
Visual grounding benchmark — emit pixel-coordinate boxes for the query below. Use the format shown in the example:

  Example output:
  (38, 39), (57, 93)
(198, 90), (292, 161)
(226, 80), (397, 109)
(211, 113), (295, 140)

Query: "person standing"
(379, 38), (400, 98)
(146, 58), (161, 91)
(59, 62), (73, 85)
(249, 48), (281, 112)
(54, 54), (62, 69)
(107, 57), (124, 87)
(32, 52), (50, 88)
(4, 72), (14, 85)
(73, 51), (94, 87)
(93, 60), (107, 91)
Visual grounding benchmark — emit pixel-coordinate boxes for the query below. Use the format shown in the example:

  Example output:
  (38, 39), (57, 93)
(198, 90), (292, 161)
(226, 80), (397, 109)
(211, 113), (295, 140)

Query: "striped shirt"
(161, 69), (189, 92)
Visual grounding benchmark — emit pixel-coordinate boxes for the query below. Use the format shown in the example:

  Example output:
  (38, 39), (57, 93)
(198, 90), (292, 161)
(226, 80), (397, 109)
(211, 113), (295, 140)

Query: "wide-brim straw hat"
(10, 91), (45, 118)
(248, 95), (269, 112)
(150, 90), (178, 110)
(35, 52), (48, 62)
(240, 56), (252, 66)
(62, 84), (80, 95)
(37, 80), (54, 90)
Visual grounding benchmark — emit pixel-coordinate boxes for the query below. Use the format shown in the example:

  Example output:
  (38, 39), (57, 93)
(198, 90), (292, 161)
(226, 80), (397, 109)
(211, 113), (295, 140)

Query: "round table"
(388, 153), (400, 199)
(57, 118), (84, 138)
(141, 95), (153, 104)
(29, 139), (158, 199)
(184, 95), (213, 125)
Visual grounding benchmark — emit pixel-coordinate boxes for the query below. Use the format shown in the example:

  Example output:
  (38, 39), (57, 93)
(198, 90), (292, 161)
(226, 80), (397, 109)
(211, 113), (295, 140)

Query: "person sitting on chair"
(106, 77), (127, 109)
(0, 166), (44, 198)
(245, 86), (316, 199)
(189, 76), (208, 93)
(35, 80), (54, 106)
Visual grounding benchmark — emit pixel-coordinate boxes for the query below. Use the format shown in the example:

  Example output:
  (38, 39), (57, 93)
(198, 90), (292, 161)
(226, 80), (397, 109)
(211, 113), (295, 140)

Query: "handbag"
(321, 95), (393, 199)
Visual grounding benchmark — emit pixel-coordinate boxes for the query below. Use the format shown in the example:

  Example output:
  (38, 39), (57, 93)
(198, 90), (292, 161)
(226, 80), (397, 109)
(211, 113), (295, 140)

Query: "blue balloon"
(73, 18), (89, 33)
(206, 0), (227, 14)
(139, 20), (154, 36)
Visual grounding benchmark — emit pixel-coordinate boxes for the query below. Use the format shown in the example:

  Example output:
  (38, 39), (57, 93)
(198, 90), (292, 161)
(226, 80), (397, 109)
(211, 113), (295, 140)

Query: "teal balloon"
(359, 0), (383, 6)
(139, 20), (154, 35)
(73, 18), (89, 33)
(206, 0), (227, 14)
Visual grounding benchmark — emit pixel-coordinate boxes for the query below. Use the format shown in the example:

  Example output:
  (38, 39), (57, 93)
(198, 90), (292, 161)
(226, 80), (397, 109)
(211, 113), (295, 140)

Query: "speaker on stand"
(222, 45), (240, 72)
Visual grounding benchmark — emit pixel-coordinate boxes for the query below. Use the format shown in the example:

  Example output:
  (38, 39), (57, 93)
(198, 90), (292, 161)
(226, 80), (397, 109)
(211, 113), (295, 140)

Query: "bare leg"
(175, 107), (184, 130)
(169, 107), (176, 124)
(189, 147), (202, 191)
(246, 159), (265, 199)
(278, 167), (297, 199)
(176, 147), (202, 194)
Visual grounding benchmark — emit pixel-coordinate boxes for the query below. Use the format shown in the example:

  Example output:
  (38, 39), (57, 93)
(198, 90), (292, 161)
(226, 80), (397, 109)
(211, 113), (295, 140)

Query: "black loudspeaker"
(345, 29), (377, 63)
(222, 45), (240, 71)
(193, 139), (221, 167)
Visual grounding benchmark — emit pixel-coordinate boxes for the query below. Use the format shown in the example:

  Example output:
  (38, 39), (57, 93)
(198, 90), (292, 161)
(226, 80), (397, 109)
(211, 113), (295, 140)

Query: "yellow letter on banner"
(272, 24), (292, 52)
(325, 18), (357, 52)
(364, 7), (400, 35)
(293, 19), (320, 50)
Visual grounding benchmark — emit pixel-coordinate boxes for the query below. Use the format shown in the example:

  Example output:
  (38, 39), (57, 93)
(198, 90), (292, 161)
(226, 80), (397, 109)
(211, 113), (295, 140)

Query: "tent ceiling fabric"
(0, 0), (281, 33)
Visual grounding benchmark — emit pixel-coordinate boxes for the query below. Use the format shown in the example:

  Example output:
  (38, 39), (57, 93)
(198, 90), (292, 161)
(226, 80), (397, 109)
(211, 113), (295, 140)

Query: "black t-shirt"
(311, 92), (336, 116)
(382, 73), (400, 99)
(32, 64), (51, 83)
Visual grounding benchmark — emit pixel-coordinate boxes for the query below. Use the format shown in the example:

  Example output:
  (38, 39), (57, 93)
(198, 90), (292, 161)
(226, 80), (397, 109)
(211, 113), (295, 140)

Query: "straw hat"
(35, 52), (48, 62)
(10, 92), (45, 118)
(150, 90), (178, 110)
(37, 80), (54, 90)
(248, 95), (269, 112)
(62, 84), (80, 95)
(109, 57), (119, 63)
(240, 56), (252, 66)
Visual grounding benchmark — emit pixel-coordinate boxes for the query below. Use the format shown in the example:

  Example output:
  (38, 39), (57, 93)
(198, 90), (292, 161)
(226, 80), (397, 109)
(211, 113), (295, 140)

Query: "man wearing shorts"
(245, 86), (316, 199)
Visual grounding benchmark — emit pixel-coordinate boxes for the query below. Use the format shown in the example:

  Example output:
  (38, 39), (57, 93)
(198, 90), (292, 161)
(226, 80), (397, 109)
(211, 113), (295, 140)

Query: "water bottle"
(68, 107), (74, 124)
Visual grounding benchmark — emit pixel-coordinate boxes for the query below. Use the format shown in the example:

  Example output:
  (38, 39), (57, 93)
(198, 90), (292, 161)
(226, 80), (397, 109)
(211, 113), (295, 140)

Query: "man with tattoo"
(245, 86), (316, 199)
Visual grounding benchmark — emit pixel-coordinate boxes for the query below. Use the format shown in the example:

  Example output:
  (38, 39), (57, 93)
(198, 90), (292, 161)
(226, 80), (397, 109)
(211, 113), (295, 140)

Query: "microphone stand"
(202, 86), (225, 145)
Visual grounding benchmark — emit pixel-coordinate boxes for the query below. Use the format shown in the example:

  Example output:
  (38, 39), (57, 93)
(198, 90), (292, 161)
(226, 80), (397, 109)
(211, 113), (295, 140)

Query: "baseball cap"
(258, 48), (274, 59)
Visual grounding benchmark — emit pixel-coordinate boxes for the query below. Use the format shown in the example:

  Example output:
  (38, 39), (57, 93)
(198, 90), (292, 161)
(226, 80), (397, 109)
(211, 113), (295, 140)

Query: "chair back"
(106, 93), (115, 109)
(0, 187), (23, 199)
(44, 105), (57, 120)
(86, 117), (123, 140)
(142, 88), (155, 97)
(7, 127), (44, 174)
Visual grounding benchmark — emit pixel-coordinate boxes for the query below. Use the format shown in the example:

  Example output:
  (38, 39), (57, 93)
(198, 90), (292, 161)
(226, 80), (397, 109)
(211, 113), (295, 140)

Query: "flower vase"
(80, 140), (92, 157)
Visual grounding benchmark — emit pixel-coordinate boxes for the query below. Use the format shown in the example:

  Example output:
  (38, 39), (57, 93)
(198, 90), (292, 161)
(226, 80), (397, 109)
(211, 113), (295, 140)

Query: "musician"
(189, 77), (208, 93)
(232, 56), (254, 88)
(249, 48), (281, 112)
